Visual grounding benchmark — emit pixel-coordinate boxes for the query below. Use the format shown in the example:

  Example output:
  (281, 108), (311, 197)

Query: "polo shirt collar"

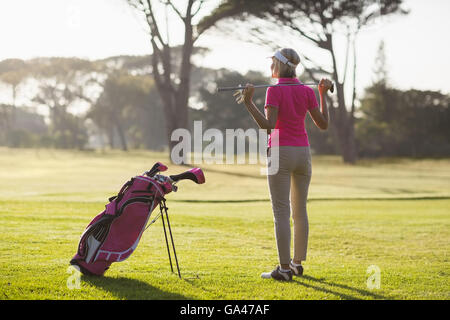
(277, 78), (301, 85)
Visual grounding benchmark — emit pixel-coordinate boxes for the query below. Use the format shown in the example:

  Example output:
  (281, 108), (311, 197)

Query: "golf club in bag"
(70, 162), (205, 278)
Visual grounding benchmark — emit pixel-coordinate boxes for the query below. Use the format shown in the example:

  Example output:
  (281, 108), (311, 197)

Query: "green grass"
(0, 148), (449, 299)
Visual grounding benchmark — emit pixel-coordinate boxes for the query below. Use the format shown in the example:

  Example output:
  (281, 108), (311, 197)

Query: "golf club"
(218, 82), (334, 104)
(217, 82), (335, 93)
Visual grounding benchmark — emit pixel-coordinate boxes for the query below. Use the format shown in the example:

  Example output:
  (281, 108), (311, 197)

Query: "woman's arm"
(242, 84), (278, 130)
(309, 78), (332, 130)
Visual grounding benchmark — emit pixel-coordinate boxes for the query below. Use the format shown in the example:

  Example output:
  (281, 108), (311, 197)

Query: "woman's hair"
(273, 48), (301, 78)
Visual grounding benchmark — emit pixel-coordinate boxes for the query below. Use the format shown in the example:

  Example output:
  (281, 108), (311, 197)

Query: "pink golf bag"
(70, 162), (205, 277)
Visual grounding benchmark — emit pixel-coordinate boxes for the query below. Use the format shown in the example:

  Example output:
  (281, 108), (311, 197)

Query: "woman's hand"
(318, 78), (333, 95)
(242, 83), (255, 104)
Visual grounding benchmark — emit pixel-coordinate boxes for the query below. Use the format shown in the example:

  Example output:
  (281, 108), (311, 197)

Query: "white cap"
(273, 50), (297, 68)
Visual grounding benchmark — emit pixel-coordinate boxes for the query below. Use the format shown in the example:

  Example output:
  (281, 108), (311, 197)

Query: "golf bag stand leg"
(160, 200), (181, 278)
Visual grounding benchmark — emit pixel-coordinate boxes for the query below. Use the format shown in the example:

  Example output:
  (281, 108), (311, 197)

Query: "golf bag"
(70, 162), (205, 277)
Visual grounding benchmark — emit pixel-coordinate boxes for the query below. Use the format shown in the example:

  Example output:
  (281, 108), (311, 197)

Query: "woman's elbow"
(267, 121), (277, 130)
(319, 122), (328, 130)
(263, 125), (276, 131)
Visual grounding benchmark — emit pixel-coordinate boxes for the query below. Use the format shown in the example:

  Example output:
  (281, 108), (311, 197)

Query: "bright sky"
(0, 0), (449, 101)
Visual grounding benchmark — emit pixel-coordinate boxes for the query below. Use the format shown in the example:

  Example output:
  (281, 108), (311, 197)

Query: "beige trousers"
(267, 146), (312, 265)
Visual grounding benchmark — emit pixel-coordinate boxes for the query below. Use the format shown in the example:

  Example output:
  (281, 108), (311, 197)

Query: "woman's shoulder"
(301, 84), (315, 93)
(300, 85), (317, 98)
(266, 85), (282, 95)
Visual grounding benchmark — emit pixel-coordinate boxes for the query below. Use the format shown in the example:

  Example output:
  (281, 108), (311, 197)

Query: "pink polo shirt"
(264, 78), (318, 147)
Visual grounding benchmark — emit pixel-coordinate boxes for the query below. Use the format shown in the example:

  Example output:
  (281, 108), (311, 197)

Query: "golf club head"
(170, 168), (205, 184)
(145, 162), (168, 177)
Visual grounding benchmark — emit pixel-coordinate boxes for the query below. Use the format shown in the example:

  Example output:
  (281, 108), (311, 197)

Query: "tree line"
(1, 0), (448, 159)
(0, 52), (448, 158)
(0, 55), (170, 151)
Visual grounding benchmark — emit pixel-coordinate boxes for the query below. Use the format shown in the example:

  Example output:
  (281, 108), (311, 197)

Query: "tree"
(0, 59), (28, 107)
(355, 40), (400, 157)
(372, 40), (389, 86)
(193, 69), (267, 130)
(126, 0), (234, 157)
(199, 0), (407, 163)
(357, 43), (450, 157)
(87, 71), (166, 151)
(357, 87), (450, 157)
(0, 104), (48, 147)
(31, 58), (95, 149)
(0, 59), (29, 140)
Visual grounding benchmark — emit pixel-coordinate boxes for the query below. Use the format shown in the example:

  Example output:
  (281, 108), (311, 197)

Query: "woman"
(241, 48), (332, 281)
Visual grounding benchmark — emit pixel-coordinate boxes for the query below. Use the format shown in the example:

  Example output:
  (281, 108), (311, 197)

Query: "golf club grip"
(330, 83), (334, 93)
(217, 86), (241, 92)
(169, 171), (198, 183)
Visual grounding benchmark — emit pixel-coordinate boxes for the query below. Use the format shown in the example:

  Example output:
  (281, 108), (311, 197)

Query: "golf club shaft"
(217, 82), (334, 93)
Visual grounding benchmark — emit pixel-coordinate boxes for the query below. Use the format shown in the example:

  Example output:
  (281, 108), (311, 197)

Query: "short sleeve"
(307, 88), (319, 111)
(265, 86), (280, 109)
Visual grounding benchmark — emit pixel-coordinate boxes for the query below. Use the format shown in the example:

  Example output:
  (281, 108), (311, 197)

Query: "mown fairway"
(0, 148), (449, 299)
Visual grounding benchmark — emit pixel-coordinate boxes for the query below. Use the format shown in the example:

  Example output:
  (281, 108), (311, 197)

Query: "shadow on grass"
(293, 275), (388, 300)
(82, 275), (192, 300)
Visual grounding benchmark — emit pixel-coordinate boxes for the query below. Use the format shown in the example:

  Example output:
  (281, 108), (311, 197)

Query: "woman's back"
(265, 78), (318, 147)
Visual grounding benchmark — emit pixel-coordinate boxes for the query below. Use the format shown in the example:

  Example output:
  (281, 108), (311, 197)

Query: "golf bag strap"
(108, 178), (135, 214)
(118, 178), (134, 197)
